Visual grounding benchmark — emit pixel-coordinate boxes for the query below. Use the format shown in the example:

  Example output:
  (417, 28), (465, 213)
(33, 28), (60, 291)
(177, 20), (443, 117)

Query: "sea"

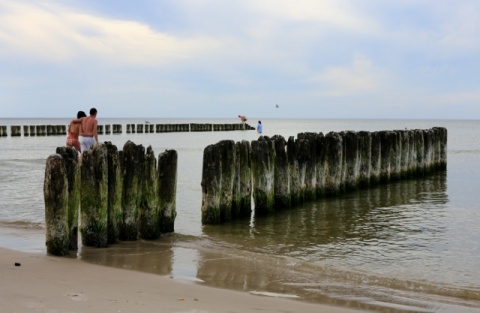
(0, 118), (479, 313)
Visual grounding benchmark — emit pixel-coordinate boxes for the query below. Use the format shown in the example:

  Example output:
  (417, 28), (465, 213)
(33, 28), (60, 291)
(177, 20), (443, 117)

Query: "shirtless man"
(79, 108), (98, 153)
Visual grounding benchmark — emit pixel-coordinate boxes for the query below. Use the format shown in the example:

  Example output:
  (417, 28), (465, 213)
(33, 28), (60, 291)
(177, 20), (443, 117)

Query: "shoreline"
(0, 247), (370, 313)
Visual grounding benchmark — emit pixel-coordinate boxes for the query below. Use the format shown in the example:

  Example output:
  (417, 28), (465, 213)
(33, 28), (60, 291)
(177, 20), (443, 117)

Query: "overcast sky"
(1, 0), (479, 119)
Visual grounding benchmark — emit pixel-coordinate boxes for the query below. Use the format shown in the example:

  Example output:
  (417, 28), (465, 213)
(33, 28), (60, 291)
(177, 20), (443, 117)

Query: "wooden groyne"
(44, 142), (177, 256)
(201, 127), (447, 224)
(1, 123), (254, 137)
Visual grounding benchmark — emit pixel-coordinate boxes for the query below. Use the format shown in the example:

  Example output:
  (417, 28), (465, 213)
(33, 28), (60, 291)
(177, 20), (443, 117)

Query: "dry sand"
(0, 247), (370, 313)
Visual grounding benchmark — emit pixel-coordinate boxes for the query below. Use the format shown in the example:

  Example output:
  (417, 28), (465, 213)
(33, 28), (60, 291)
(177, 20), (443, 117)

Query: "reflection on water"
(78, 173), (480, 312)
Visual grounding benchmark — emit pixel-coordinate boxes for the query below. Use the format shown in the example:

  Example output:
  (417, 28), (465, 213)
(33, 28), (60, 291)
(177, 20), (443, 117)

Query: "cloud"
(0, 1), (219, 66)
(308, 55), (387, 97)
(247, 0), (377, 34)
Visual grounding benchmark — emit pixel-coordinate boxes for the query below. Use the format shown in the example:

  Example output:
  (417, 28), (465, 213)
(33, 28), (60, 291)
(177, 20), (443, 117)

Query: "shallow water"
(1, 118), (479, 312)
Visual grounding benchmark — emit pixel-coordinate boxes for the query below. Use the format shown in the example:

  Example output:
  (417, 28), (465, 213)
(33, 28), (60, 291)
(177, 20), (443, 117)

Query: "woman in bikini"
(66, 111), (87, 152)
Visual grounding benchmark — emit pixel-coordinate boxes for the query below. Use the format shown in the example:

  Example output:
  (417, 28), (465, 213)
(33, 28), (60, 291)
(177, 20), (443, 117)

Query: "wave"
(0, 220), (45, 230)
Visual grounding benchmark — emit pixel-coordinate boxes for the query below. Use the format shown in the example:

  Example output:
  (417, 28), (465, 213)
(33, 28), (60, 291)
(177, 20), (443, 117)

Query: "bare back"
(80, 116), (98, 141)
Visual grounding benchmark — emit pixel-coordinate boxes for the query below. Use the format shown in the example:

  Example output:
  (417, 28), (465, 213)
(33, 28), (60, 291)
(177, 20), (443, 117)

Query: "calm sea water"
(0, 118), (479, 313)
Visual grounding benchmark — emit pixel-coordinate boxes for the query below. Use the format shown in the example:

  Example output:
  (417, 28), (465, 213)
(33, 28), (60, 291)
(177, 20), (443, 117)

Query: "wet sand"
(0, 247), (370, 313)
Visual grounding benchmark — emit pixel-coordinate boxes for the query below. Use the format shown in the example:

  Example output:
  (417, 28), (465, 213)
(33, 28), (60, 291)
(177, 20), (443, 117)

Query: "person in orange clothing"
(66, 111), (87, 152)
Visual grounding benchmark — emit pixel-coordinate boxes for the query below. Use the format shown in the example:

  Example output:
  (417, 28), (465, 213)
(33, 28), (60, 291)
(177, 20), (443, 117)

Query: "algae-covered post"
(315, 133), (326, 197)
(324, 132), (344, 196)
(251, 136), (276, 215)
(105, 142), (123, 244)
(157, 149), (178, 232)
(201, 140), (236, 223)
(55, 147), (80, 251)
(219, 140), (236, 221)
(232, 140), (252, 218)
(138, 146), (159, 239)
(121, 140), (144, 240)
(201, 143), (222, 224)
(287, 136), (301, 205)
(343, 131), (360, 191)
(358, 131), (372, 187)
(272, 135), (290, 209)
(44, 154), (70, 256)
(297, 132), (317, 200)
(80, 144), (109, 248)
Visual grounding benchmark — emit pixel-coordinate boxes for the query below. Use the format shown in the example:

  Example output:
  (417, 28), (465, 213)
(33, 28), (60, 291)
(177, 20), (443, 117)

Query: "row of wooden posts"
(44, 127), (448, 255)
(44, 141), (178, 256)
(200, 127), (448, 224)
(1, 123), (254, 137)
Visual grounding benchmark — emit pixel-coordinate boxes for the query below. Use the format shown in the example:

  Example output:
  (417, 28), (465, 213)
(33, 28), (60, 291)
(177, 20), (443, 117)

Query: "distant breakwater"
(0, 123), (255, 137)
(201, 127), (447, 224)
(44, 141), (177, 256)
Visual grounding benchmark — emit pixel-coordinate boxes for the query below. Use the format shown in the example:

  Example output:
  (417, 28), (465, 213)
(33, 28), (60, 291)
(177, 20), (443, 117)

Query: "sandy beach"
(0, 247), (370, 313)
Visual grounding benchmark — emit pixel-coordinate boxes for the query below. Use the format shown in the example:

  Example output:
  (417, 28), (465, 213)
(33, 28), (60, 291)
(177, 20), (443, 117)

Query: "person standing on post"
(79, 108), (98, 153)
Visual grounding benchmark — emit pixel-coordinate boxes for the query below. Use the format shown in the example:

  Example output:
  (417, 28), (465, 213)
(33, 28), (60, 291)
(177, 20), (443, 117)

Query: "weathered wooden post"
(379, 131), (392, 182)
(29, 125), (36, 136)
(251, 137), (275, 215)
(399, 130), (410, 178)
(80, 144), (109, 247)
(105, 124), (111, 135)
(137, 124), (144, 133)
(272, 135), (290, 209)
(37, 125), (46, 136)
(121, 140), (144, 240)
(232, 140), (252, 218)
(315, 133), (326, 197)
(324, 132), (344, 195)
(201, 143), (222, 224)
(343, 131), (360, 191)
(219, 140), (236, 221)
(44, 154), (70, 256)
(157, 149), (178, 232)
(437, 127), (447, 170)
(423, 129), (434, 173)
(23, 126), (29, 137)
(105, 142), (123, 244)
(298, 132), (317, 200)
(414, 130), (425, 175)
(390, 131), (401, 181)
(0, 126), (6, 136)
(287, 136), (301, 204)
(55, 147), (80, 251)
(358, 131), (371, 187)
(370, 132), (381, 185)
(138, 146), (159, 239)
(11, 125), (21, 137)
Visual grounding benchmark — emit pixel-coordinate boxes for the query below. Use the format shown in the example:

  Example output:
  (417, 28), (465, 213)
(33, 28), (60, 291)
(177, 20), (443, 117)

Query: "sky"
(0, 0), (479, 119)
